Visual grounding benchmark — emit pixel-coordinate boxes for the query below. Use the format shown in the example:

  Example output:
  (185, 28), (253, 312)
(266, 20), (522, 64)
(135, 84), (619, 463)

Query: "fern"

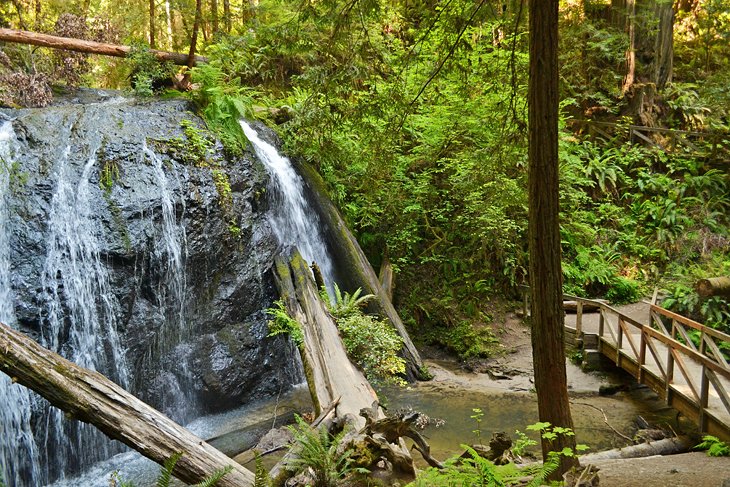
(326, 284), (374, 320)
(191, 466), (232, 487)
(254, 452), (271, 487)
(526, 452), (560, 487)
(696, 435), (730, 457)
(156, 452), (182, 487)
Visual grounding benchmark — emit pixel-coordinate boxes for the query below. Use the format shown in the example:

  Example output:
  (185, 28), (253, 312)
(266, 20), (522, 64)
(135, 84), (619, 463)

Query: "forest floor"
(417, 303), (730, 487)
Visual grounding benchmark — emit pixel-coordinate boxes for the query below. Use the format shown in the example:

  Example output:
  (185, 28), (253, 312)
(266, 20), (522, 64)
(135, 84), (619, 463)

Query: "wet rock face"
(2, 91), (299, 417)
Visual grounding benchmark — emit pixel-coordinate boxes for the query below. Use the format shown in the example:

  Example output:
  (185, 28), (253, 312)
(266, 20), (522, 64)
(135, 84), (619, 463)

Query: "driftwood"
(577, 435), (693, 462)
(0, 28), (207, 65)
(696, 277), (730, 297)
(0, 322), (254, 487)
(273, 250), (380, 426)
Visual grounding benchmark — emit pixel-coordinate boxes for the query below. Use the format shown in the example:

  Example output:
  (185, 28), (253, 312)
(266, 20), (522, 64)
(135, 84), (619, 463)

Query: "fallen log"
(294, 161), (428, 380)
(272, 250), (380, 426)
(577, 435), (693, 462)
(696, 277), (730, 297)
(205, 409), (297, 458)
(269, 250), (421, 485)
(0, 28), (208, 65)
(0, 322), (254, 487)
(563, 300), (607, 313)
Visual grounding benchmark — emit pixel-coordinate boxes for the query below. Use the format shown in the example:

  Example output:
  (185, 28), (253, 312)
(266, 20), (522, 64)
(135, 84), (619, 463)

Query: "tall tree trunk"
(149, 0), (156, 48)
(622, 0), (636, 93)
(652, 0), (673, 89)
(187, 0), (203, 69)
(223, 0), (231, 33)
(210, 0), (219, 34)
(34, 0), (41, 30)
(11, 0), (27, 30)
(528, 0), (579, 480)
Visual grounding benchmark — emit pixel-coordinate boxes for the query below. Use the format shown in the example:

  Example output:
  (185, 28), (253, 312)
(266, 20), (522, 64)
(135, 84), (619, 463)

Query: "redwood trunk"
(150, 0), (157, 48)
(187, 0), (203, 69)
(528, 0), (579, 478)
(0, 28), (206, 64)
(0, 322), (254, 486)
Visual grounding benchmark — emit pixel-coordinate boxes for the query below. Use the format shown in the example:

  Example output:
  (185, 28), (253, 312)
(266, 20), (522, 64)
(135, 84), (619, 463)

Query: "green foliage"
(254, 453), (271, 487)
(266, 299), (303, 346)
(695, 435), (730, 457)
(126, 42), (175, 98)
(471, 408), (484, 446)
(337, 312), (406, 386)
(323, 284), (374, 320)
(323, 284), (405, 385)
(286, 416), (368, 487)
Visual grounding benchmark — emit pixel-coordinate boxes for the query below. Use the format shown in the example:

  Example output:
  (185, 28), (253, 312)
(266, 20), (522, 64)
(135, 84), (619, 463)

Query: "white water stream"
(0, 121), (42, 487)
(239, 121), (337, 291)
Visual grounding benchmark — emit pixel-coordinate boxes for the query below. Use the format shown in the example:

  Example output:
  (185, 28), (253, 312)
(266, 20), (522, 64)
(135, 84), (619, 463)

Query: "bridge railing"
(521, 287), (730, 437)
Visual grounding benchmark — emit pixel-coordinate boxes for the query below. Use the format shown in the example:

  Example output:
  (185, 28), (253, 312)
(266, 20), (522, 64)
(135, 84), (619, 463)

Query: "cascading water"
(38, 136), (130, 482)
(0, 121), (41, 487)
(239, 121), (337, 290)
(142, 143), (196, 423)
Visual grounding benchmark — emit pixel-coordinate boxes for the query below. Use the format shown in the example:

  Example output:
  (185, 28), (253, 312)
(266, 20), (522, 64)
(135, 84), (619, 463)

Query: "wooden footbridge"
(563, 295), (730, 441)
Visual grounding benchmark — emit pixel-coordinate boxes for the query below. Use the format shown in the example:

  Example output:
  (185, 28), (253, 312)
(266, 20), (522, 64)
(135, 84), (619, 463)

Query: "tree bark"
(0, 28), (206, 64)
(150, 0), (157, 49)
(223, 0), (231, 33)
(696, 277), (730, 297)
(652, 0), (674, 89)
(579, 436), (693, 462)
(210, 0), (219, 34)
(622, 0), (636, 93)
(0, 322), (255, 487)
(187, 0), (204, 69)
(528, 0), (579, 479)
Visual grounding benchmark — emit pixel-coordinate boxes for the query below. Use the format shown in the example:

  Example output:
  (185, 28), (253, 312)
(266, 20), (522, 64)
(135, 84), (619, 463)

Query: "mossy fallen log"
(696, 277), (730, 297)
(0, 322), (254, 487)
(294, 161), (427, 381)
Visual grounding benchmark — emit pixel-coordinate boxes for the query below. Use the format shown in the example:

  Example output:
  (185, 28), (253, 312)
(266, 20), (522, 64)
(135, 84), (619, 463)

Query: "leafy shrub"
(605, 276), (642, 304)
(285, 416), (368, 487)
(126, 43), (175, 97)
(338, 313), (406, 386)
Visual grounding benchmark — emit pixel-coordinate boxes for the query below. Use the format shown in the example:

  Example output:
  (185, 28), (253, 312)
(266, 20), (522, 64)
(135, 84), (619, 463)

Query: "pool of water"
(380, 361), (688, 463)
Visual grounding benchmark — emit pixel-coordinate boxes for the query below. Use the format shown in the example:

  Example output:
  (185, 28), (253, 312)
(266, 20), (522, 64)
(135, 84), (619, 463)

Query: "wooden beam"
(0, 28), (207, 65)
(0, 322), (254, 487)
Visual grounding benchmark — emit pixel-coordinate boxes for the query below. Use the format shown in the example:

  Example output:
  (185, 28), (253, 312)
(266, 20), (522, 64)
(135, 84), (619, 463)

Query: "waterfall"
(239, 121), (337, 290)
(38, 137), (130, 482)
(142, 143), (196, 423)
(0, 122), (41, 487)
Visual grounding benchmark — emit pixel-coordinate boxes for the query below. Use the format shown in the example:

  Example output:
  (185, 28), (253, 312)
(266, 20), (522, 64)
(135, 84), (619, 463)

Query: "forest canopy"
(1, 0), (728, 356)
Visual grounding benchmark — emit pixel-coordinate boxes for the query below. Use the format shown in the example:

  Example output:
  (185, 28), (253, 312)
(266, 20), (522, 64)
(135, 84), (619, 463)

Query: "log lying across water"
(0, 28), (207, 65)
(0, 322), (254, 487)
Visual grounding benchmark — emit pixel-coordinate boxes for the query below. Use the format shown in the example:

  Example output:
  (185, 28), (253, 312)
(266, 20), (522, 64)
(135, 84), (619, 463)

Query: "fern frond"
(156, 452), (182, 487)
(526, 452), (559, 487)
(191, 466), (232, 487)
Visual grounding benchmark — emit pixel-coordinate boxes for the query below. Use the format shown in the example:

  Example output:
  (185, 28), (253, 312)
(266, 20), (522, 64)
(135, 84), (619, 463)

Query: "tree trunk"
(34, 0), (41, 30)
(210, 0), (219, 34)
(0, 28), (206, 64)
(378, 255), (395, 303)
(528, 0), (579, 479)
(223, 0), (231, 33)
(622, 0), (636, 93)
(272, 250), (380, 426)
(652, 0), (673, 89)
(0, 322), (255, 487)
(187, 0), (203, 69)
(579, 436), (693, 462)
(696, 277), (730, 297)
(150, 0), (156, 48)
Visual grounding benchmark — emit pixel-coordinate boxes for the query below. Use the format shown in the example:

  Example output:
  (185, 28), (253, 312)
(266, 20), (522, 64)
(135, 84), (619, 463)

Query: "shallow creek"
(381, 359), (690, 464)
(48, 358), (687, 484)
